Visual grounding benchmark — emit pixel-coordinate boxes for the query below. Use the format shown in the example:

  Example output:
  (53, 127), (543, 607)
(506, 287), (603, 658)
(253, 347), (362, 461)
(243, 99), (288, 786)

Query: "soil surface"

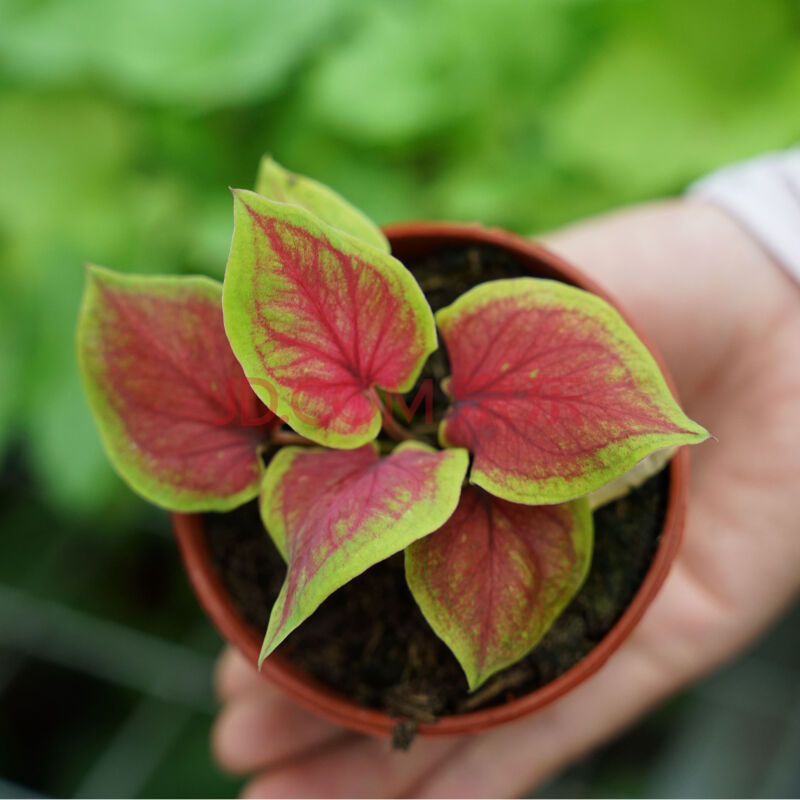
(203, 245), (670, 737)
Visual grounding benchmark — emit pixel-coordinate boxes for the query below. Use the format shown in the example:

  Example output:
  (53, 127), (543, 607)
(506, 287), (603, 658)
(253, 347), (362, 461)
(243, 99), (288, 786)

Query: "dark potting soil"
(203, 245), (670, 731)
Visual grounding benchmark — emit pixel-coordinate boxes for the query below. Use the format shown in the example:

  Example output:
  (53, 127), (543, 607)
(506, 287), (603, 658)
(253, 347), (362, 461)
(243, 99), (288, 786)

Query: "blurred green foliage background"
(1, 0), (799, 796)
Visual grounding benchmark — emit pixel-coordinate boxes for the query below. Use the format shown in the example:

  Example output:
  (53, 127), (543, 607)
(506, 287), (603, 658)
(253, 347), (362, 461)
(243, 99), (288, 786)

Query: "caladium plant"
(78, 157), (708, 691)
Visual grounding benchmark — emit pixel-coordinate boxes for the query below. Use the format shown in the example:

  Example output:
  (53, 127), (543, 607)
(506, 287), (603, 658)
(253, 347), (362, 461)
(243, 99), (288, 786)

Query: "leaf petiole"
(270, 429), (317, 448)
(371, 389), (420, 444)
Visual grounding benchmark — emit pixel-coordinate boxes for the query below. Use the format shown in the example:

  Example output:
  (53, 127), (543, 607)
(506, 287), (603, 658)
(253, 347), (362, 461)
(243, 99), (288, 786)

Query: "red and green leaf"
(255, 156), (390, 253)
(77, 266), (276, 512)
(437, 278), (709, 504)
(258, 441), (468, 663)
(406, 487), (593, 690)
(223, 189), (437, 449)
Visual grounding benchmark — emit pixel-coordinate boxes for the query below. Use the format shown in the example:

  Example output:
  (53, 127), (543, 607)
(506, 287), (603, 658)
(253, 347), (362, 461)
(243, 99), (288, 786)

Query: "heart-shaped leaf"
(256, 156), (390, 253)
(78, 266), (275, 512)
(406, 486), (593, 690)
(437, 278), (708, 504)
(223, 189), (436, 449)
(258, 441), (468, 662)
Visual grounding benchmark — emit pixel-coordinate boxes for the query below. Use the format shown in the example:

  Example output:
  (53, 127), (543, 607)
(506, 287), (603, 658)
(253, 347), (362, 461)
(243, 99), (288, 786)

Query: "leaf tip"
(231, 186), (259, 209)
(691, 421), (712, 443)
(465, 669), (485, 693)
(83, 262), (115, 287)
(257, 154), (285, 183)
(666, 413), (712, 450)
(259, 609), (288, 669)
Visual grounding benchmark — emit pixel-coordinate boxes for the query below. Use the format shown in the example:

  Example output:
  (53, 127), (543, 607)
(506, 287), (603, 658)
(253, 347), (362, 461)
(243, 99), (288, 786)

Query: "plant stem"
(271, 429), (317, 447)
(372, 389), (418, 443)
(382, 411), (418, 442)
(270, 394), (423, 447)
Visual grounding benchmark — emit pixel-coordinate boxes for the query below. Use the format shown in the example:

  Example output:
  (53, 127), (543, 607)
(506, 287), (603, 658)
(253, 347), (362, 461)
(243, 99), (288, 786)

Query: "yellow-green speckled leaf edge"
(436, 278), (709, 505)
(257, 441), (469, 664)
(77, 266), (262, 513)
(223, 189), (437, 450)
(411, 496), (594, 691)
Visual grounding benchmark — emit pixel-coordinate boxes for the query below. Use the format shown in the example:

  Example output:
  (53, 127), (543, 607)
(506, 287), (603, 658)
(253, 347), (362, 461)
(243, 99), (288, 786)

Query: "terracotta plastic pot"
(173, 222), (689, 738)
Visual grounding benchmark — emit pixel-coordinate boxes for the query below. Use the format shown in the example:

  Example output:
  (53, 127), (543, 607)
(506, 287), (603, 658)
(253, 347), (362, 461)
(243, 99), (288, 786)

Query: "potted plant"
(77, 157), (708, 744)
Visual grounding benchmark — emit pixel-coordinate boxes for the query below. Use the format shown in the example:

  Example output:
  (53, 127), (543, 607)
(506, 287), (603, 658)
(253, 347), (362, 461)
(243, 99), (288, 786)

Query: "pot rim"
(172, 221), (689, 737)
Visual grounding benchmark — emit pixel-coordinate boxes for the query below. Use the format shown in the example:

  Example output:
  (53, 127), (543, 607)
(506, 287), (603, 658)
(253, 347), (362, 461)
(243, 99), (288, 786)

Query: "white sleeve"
(688, 149), (800, 285)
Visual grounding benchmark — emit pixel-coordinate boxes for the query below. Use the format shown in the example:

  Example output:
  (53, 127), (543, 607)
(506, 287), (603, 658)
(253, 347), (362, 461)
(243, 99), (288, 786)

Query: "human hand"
(212, 200), (800, 798)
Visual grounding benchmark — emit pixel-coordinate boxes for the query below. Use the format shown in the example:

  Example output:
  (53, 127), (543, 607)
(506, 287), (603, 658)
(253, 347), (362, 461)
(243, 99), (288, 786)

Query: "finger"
(414, 636), (671, 798)
(214, 646), (265, 702)
(212, 685), (347, 775)
(242, 731), (466, 799)
(414, 552), (737, 799)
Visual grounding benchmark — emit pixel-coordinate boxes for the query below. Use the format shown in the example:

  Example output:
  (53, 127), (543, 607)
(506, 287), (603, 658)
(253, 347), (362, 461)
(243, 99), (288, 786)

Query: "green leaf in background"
(23, 249), (124, 514)
(546, 0), (800, 199)
(302, 0), (598, 147)
(0, 293), (23, 452)
(0, 0), (345, 110)
(0, 93), (134, 269)
(303, 2), (472, 145)
(264, 115), (423, 225)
